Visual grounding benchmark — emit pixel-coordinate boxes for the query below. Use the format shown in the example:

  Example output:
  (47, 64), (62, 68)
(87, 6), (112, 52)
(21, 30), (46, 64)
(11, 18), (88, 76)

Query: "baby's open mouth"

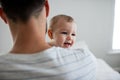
(64, 42), (72, 48)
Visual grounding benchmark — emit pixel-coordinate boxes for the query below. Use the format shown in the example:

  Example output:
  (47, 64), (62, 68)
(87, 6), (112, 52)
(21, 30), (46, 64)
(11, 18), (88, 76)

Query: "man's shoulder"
(50, 47), (90, 56)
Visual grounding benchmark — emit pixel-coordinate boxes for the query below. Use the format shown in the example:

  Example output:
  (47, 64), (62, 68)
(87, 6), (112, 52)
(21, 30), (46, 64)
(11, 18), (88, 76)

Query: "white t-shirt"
(0, 47), (96, 80)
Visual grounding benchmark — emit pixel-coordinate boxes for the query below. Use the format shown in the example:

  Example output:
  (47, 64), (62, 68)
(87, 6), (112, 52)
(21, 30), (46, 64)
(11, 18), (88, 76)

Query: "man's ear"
(48, 29), (53, 39)
(0, 8), (7, 23)
(45, 0), (49, 17)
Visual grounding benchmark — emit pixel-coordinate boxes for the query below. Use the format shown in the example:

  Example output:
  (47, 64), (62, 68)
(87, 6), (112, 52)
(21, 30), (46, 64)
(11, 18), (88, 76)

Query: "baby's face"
(52, 21), (77, 48)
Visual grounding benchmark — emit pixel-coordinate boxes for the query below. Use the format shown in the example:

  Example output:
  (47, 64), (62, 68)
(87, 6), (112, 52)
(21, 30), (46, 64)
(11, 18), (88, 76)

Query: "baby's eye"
(61, 32), (67, 35)
(72, 33), (76, 36)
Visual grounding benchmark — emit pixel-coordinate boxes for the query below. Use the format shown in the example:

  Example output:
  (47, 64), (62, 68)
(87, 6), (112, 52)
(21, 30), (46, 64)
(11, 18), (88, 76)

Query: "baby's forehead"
(51, 19), (77, 31)
(54, 25), (77, 32)
(56, 20), (75, 27)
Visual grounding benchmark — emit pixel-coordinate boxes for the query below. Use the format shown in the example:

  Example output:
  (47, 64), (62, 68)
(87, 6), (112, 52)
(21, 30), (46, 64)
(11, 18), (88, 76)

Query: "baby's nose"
(67, 35), (72, 40)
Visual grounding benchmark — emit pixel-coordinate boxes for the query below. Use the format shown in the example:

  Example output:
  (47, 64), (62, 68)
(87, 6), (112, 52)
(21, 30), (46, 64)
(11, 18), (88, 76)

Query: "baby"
(48, 14), (77, 48)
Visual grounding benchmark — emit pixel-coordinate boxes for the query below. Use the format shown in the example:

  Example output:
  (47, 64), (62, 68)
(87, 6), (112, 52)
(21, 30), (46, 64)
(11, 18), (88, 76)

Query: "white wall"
(0, 20), (12, 53)
(0, 0), (120, 69)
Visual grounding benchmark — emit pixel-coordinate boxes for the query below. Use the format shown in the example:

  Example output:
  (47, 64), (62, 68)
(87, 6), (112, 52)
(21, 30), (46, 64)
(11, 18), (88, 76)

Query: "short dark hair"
(0, 0), (45, 23)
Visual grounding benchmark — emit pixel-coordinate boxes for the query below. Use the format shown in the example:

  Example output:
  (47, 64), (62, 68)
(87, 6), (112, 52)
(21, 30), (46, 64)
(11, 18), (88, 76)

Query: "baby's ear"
(48, 29), (53, 39)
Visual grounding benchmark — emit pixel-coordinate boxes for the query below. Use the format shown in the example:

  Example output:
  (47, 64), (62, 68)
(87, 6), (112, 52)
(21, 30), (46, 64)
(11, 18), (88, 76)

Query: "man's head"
(0, 0), (49, 23)
(0, 0), (50, 53)
(48, 14), (77, 48)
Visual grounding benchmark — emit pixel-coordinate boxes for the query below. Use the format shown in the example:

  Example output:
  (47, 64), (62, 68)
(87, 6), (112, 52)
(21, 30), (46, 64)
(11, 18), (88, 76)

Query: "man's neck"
(9, 17), (51, 54)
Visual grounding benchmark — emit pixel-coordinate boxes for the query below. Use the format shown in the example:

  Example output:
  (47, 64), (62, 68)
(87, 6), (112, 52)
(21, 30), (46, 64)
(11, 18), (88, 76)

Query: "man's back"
(0, 47), (96, 80)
